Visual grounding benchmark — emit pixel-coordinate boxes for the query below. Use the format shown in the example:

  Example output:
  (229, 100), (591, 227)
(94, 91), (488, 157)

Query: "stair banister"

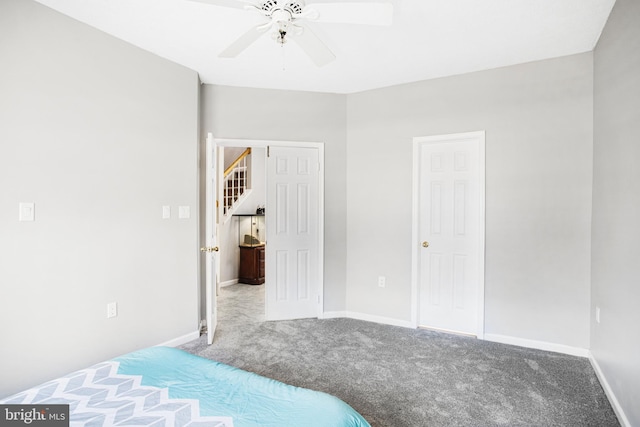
(222, 148), (252, 218)
(224, 148), (251, 177)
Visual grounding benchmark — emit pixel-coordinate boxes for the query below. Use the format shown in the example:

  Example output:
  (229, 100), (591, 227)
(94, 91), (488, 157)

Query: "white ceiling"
(33, 0), (616, 94)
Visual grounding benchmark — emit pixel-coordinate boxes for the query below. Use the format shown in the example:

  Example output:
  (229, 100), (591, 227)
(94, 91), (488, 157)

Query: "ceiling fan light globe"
(271, 30), (288, 44)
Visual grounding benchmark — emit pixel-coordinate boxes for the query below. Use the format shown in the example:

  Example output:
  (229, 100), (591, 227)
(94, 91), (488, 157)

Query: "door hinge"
(267, 146), (270, 157)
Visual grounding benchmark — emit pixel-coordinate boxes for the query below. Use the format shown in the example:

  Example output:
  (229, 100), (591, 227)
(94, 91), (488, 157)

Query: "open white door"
(202, 133), (219, 344)
(265, 146), (321, 321)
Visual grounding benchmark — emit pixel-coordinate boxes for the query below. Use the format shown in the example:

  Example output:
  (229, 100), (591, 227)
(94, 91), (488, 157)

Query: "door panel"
(204, 133), (218, 345)
(417, 133), (484, 336)
(266, 146), (320, 321)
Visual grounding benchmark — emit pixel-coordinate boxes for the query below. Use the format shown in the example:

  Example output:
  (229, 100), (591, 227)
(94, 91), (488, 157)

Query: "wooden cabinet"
(239, 245), (265, 285)
(235, 213), (265, 285)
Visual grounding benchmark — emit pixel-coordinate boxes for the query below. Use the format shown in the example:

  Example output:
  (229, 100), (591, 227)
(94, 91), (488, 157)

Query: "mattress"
(1, 346), (371, 427)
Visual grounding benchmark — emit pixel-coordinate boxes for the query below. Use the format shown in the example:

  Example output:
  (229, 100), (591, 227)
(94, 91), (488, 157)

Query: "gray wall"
(200, 85), (348, 312)
(346, 53), (594, 348)
(592, 0), (640, 424)
(0, 0), (200, 398)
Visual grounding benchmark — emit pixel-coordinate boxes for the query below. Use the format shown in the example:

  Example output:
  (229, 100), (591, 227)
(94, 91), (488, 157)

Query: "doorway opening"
(218, 146), (267, 327)
(207, 138), (325, 339)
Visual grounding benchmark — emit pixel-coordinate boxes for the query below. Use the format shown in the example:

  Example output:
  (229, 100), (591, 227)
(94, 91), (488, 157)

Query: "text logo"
(0, 405), (69, 426)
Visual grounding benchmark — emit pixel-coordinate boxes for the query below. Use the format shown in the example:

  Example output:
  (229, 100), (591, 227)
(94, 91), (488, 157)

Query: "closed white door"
(415, 132), (485, 336)
(266, 146), (320, 321)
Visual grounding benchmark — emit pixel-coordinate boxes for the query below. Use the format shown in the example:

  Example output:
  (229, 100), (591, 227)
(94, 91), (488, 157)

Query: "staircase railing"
(222, 148), (251, 218)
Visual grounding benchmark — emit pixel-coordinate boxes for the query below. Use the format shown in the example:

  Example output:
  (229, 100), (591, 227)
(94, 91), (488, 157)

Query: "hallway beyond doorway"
(219, 283), (265, 326)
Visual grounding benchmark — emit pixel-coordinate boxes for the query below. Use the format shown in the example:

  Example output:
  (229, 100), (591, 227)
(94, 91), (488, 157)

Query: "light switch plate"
(178, 206), (190, 219)
(19, 202), (35, 222)
(162, 205), (171, 219)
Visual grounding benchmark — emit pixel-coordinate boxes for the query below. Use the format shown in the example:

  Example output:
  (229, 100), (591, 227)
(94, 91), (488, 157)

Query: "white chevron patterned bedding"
(1, 347), (371, 427)
(2, 360), (233, 427)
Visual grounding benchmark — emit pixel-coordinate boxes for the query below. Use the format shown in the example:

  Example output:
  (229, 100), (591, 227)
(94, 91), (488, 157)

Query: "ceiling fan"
(190, 0), (394, 67)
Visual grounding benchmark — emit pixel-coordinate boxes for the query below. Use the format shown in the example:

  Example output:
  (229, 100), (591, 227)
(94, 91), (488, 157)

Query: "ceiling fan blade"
(289, 25), (336, 67)
(219, 25), (269, 58)
(304, 2), (393, 26)
(187, 0), (255, 10)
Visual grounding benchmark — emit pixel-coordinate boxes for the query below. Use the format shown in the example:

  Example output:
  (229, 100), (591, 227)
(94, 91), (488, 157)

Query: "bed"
(1, 346), (370, 427)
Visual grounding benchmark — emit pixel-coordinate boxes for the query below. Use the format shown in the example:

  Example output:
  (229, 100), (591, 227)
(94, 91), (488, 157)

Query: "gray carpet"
(180, 284), (619, 427)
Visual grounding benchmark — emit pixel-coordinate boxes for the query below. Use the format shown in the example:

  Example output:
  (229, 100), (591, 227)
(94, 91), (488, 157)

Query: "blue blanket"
(116, 347), (370, 427)
(2, 346), (371, 427)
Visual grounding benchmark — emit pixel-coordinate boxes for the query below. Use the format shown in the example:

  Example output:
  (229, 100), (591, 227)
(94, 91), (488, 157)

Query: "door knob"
(200, 246), (219, 253)
(422, 241), (429, 248)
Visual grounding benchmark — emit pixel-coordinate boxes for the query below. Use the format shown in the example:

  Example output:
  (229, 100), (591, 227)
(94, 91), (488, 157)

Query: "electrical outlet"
(378, 276), (386, 288)
(595, 306), (601, 324)
(107, 302), (118, 318)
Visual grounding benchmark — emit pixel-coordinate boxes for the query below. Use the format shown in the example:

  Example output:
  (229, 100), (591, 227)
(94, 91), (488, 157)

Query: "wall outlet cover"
(178, 206), (191, 219)
(107, 302), (118, 318)
(19, 202), (35, 222)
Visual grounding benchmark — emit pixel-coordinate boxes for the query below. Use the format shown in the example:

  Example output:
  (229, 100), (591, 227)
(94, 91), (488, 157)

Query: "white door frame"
(410, 131), (486, 338)
(213, 137), (325, 320)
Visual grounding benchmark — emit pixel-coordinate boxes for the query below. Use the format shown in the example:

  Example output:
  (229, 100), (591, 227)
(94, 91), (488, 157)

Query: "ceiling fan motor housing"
(284, 1), (304, 15)
(260, 0), (304, 17)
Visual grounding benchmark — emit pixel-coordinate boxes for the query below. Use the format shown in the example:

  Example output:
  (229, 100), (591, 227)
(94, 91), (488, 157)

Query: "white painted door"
(203, 133), (218, 345)
(266, 146), (320, 321)
(416, 132), (485, 336)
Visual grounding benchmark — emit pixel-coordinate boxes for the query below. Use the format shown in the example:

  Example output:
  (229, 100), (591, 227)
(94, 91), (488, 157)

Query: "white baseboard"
(321, 311), (348, 319)
(219, 279), (239, 288)
(484, 333), (589, 357)
(589, 352), (631, 427)
(323, 315), (590, 358)
(322, 310), (413, 329)
(155, 330), (200, 348)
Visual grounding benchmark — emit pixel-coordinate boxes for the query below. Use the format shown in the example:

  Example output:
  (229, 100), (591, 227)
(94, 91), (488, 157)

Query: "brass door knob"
(200, 246), (219, 253)
(422, 241), (429, 248)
